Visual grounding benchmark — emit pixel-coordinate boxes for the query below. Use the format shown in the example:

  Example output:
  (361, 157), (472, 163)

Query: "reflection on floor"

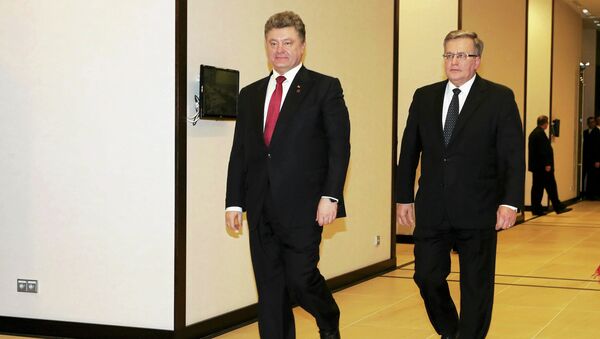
(1, 201), (599, 339)
(217, 201), (600, 339)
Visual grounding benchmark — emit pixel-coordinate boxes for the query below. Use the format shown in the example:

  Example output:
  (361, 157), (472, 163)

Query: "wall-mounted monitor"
(198, 65), (239, 120)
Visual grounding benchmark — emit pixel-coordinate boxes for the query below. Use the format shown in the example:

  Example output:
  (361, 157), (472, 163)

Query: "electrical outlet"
(17, 279), (27, 292)
(17, 279), (38, 293)
(374, 235), (381, 246)
(26, 280), (38, 293)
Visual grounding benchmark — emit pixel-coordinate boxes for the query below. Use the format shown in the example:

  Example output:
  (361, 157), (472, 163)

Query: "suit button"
(267, 153), (271, 159)
(443, 158), (447, 162)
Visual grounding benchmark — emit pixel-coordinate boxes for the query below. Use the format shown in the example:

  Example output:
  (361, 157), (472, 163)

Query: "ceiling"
(567, 0), (600, 28)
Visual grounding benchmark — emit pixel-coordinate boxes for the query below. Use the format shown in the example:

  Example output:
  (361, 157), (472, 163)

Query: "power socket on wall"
(17, 279), (38, 293)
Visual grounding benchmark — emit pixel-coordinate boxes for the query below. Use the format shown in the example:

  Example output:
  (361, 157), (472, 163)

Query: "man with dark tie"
(396, 30), (524, 339)
(528, 115), (571, 215)
(225, 11), (350, 339)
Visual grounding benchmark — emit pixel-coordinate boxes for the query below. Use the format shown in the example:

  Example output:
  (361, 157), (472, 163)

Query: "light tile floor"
(215, 201), (600, 339)
(1, 201), (599, 338)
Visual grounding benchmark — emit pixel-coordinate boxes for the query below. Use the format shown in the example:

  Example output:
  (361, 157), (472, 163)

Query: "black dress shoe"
(532, 210), (547, 216)
(320, 329), (340, 339)
(556, 207), (572, 214)
(440, 335), (455, 339)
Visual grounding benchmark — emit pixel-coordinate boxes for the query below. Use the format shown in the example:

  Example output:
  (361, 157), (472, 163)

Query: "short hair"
(264, 11), (306, 42)
(588, 116), (595, 123)
(537, 115), (549, 126)
(444, 30), (484, 56)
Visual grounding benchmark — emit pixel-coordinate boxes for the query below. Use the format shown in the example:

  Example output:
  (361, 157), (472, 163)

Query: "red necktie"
(264, 75), (286, 146)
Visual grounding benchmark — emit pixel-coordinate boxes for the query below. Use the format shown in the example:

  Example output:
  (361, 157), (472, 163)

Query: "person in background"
(528, 115), (572, 215)
(584, 116), (600, 200)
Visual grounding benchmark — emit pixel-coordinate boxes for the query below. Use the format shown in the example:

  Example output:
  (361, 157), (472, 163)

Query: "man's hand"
(545, 165), (552, 172)
(396, 203), (415, 228)
(316, 198), (338, 226)
(225, 211), (243, 233)
(496, 205), (517, 230)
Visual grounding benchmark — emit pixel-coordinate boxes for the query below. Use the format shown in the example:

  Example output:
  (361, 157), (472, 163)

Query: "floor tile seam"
(338, 292), (419, 331)
(530, 292), (581, 338)
(395, 268), (597, 283)
(522, 223), (600, 229)
(383, 275), (600, 292)
(514, 232), (596, 283)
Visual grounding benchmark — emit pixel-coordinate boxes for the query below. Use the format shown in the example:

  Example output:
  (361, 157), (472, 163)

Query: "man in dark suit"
(528, 115), (571, 215)
(583, 116), (600, 199)
(396, 30), (524, 339)
(225, 11), (350, 339)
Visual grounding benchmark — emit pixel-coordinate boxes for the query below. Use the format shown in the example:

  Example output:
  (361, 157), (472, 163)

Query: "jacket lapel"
(251, 76), (270, 151)
(433, 82), (447, 147)
(447, 74), (487, 147)
(269, 66), (313, 149)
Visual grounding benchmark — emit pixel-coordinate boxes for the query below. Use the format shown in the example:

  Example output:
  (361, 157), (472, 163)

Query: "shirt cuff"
(321, 196), (338, 202)
(500, 204), (518, 212)
(225, 206), (243, 212)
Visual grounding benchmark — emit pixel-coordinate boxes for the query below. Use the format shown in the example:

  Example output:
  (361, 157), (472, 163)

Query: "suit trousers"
(531, 170), (562, 212)
(413, 224), (497, 339)
(249, 192), (340, 339)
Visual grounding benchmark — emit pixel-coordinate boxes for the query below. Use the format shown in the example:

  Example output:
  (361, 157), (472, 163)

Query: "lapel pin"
(296, 85), (301, 93)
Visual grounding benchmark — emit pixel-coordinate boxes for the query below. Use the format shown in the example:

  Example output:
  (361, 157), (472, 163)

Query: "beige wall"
(552, 0), (581, 201)
(526, 0), (553, 205)
(582, 28), (597, 121)
(187, 0), (394, 324)
(0, 0), (175, 330)
(462, 0), (527, 118)
(396, 0), (458, 235)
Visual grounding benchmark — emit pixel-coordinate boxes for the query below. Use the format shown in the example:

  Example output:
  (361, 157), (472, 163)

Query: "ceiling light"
(583, 8), (590, 15)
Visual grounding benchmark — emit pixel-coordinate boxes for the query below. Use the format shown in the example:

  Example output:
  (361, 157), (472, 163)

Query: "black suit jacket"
(583, 128), (600, 166)
(396, 75), (524, 229)
(528, 126), (553, 172)
(226, 66), (351, 229)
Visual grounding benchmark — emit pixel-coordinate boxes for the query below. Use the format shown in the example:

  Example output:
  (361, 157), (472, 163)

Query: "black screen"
(199, 65), (239, 119)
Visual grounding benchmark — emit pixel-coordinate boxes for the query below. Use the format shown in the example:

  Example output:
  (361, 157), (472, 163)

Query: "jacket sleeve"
(396, 89), (422, 203)
(225, 87), (248, 210)
(321, 78), (351, 200)
(496, 90), (525, 210)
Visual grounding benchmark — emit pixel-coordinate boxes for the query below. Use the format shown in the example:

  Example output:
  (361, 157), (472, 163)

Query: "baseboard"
(0, 317), (172, 338)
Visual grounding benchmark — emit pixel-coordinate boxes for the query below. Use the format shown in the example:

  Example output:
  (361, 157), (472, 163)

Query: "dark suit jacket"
(396, 75), (524, 229)
(528, 126), (553, 172)
(583, 128), (600, 166)
(226, 66), (351, 229)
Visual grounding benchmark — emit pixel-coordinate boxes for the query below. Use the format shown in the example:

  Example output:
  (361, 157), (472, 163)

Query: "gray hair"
(444, 30), (484, 56)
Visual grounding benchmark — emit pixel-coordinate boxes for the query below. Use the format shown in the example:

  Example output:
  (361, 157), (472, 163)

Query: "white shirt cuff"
(500, 204), (518, 211)
(225, 206), (243, 212)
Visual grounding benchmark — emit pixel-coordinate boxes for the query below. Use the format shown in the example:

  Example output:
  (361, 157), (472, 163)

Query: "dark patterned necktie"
(444, 88), (461, 145)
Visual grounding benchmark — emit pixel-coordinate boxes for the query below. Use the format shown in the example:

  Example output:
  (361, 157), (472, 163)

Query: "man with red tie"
(225, 11), (350, 339)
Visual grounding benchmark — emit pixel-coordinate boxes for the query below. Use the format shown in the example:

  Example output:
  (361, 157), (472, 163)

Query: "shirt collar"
(272, 63), (303, 83)
(446, 74), (476, 94)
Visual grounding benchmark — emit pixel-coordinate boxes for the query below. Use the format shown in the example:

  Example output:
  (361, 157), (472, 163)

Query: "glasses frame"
(442, 52), (479, 61)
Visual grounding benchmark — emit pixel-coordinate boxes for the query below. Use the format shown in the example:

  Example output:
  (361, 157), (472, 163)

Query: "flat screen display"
(199, 65), (239, 119)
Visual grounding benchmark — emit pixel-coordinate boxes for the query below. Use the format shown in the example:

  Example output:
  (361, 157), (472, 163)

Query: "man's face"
(265, 27), (305, 75)
(444, 38), (481, 87)
(588, 118), (596, 129)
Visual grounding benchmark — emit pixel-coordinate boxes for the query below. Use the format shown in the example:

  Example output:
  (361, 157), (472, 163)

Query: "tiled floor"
(2, 201), (599, 338)
(215, 201), (600, 339)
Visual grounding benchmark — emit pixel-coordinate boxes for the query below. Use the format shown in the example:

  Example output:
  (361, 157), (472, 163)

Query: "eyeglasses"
(442, 52), (479, 61)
